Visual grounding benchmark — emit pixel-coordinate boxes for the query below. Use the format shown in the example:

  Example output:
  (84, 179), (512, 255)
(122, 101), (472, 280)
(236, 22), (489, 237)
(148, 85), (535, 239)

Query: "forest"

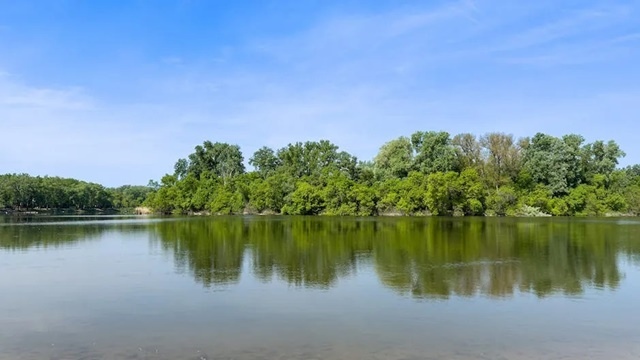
(2, 131), (639, 216)
(143, 131), (640, 217)
(0, 174), (153, 211)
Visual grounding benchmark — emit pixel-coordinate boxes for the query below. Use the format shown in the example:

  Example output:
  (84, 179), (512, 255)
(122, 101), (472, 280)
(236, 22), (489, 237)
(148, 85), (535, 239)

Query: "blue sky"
(1, 0), (639, 186)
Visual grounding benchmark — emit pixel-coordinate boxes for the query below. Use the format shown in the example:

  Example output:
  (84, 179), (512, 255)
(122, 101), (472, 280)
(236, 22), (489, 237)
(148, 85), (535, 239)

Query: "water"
(1, 216), (639, 359)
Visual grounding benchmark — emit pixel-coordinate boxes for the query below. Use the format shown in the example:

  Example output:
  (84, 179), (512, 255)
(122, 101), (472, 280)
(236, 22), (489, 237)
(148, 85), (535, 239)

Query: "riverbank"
(1, 208), (123, 216)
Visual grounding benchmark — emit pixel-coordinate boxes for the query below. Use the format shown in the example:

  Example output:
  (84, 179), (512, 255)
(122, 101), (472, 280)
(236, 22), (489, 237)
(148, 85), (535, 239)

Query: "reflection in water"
(2, 216), (640, 360)
(0, 216), (151, 251)
(0, 223), (103, 250)
(149, 217), (640, 298)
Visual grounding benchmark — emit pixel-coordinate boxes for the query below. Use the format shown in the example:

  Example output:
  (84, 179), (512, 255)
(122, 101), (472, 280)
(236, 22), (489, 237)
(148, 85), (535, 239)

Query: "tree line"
(144, 131), (640, 216)
(0, 174), (153, 211)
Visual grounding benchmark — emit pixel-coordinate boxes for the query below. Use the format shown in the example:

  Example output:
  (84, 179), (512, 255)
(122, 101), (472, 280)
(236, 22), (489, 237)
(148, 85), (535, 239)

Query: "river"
(1, 216), (639, 359)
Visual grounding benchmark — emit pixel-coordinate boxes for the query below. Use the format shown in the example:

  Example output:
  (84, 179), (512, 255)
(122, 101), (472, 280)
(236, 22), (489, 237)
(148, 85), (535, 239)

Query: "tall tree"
(276, 140), (353, 181)
(480, 133), (521, 189)
(185, 141), (245, 183)
(561, 134), (586, 188)
(584, 140), (626, 182)
(521, 133), (570, 195)
(452, 133), (483, 171)
(174, 158), (189, 179)
(373, 136), (413, 179)
(249, 146), (281, 178)
(411, 131), (457, 174)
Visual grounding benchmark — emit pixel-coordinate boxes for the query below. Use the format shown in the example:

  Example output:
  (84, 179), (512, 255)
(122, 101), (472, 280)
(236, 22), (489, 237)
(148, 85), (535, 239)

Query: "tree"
(174, 158), (189, 179)
(276, 140), (355, 181)
(249, 146), (281, 178)
(583, 140), (626, 184)
(411, 131), (457, 174)
(374, 136), (413, 179)
(322, 173), (356, 215)
(562, 134), (586, 188)
(395, 171), (429, 215)
(186, 141), (245, 183)
(282, 182), (324, 215)
(425, 172), (461, 216)
(142, 130), (635, 217)
(486, 186), (518, 216)
(457, 168), (485, 215)
(521, 133), (571, 196)
(452, 133), (483, 171)
(480, 133), (520, 189)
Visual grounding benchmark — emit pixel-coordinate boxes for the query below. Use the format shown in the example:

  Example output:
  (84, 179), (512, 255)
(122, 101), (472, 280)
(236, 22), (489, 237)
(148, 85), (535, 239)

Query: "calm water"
(1, 216), (640, 359)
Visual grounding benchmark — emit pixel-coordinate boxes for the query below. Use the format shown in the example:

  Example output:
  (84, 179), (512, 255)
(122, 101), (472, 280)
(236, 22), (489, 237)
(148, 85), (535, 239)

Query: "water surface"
(1, 216), (639, 359)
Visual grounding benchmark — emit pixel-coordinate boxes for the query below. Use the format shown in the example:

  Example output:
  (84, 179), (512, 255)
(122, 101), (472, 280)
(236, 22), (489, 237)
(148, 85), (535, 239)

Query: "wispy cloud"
(494, 6), (629, 51)
(0, 74), (193, 185)
(611, 32), (640, 44)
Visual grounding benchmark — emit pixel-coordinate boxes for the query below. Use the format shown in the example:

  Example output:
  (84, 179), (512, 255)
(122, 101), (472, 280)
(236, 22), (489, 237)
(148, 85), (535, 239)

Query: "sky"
(1, 0), (639, 187)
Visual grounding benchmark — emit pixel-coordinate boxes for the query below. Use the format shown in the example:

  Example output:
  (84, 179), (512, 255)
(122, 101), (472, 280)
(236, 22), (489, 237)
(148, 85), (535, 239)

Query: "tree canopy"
(143, 131), (639, 217)
(0, 174), (153, 211)
(4, 131), (635, 217)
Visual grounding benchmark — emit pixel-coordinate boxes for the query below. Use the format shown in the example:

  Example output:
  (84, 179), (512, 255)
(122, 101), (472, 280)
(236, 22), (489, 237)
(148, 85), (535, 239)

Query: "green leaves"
(249, 147), (280, 178)
(411, 131), (458, 175)
(143, 131), (635, 217)
(185, 141), (245, 182)
(282, 182), (324, 215)
(374, 136), (413, 179)
(0, 174), (116, 210)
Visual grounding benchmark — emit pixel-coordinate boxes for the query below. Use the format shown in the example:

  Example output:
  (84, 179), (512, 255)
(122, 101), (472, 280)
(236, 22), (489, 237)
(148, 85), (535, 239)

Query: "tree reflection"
(151, 217), (640, 298)
(151, 217), (245, 286)
(0, 217), (153, 251)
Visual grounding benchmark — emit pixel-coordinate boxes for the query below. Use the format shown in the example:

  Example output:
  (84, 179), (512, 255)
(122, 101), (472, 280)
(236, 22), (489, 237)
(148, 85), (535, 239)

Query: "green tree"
(411, 131), (457, 174)
(453, 133), (483, 171)
(583, 140), (626, 184)
(425, 172), (461, 216)
(249, 146), (281, 178)
(521, 133), (571, 195)
(486, 186), (518, 216)
(186, 141), (245, 183)
(282, 182), (324, 215)
(374, 136), (413, 179)
(480, 132), (520, 189)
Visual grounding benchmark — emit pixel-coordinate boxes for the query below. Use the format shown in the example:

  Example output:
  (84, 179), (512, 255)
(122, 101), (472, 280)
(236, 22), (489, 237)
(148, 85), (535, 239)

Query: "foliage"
(183, 141), (245, 182)
(109, 185), (155, 208)
(0, 174), (154, 211)
(411, 131), (458, 174)
(126, 131), (638, 217)
(373, 136), (413, 179)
